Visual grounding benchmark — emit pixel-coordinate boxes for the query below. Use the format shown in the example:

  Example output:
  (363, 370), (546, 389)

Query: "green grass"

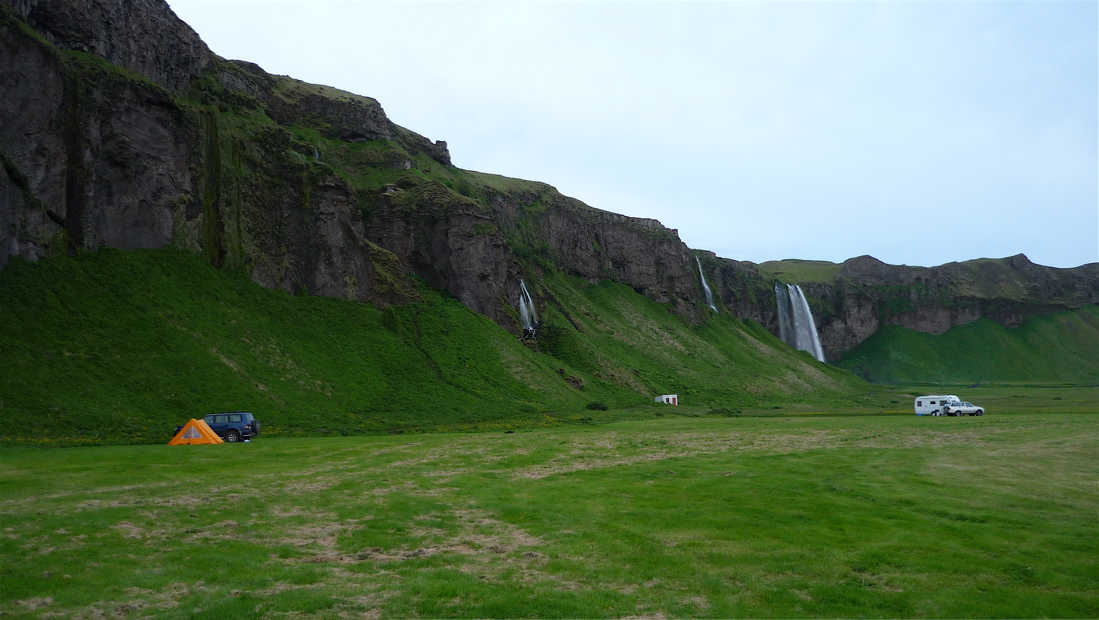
(0, 249), (863, 445)
(271, 75), (382, 108)
(758, 259), (842, 284)
(0, 408), (1095, 618)
(534, 272), (864, 410)
(0, 249), (586, 443)
(836, 307), (1099, 385)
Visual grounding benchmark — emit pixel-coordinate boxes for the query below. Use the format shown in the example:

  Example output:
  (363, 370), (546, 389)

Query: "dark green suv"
(202, 412), (261, 442)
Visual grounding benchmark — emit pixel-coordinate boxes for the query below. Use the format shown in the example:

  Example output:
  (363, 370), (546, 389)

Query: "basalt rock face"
(0, 0), (436, 310)
(483, 185), (708, 323)
(0, 0), (714, 330)
(4, 0), (213, 94)
(364, 180), (516, 323)
(705, 254), (776, 326)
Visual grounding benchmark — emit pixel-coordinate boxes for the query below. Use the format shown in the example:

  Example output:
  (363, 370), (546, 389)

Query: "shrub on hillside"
(709, 407), (741, 417)
(585, 401), (609, 411)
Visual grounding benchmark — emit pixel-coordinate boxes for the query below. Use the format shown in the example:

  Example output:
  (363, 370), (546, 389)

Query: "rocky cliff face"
(764, 254), (1099, 360)
(482, 183), (707, 322)
(0, 0), (716, 334)
(0, 0), (407, 307)
(5, 0), (213, 93)
(1, 0), (1094, 360)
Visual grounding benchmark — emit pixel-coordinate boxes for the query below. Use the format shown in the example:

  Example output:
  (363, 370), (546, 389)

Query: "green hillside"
(758, 259), (842, 283)
(836, 306), (1099, 385)
(0, 249), (863, 445)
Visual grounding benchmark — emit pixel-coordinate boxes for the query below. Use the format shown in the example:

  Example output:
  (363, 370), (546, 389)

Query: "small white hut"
(655, 394), (678, 406)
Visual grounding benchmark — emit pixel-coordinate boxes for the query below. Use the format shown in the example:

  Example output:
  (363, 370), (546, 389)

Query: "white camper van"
(914, 395), (958, 416)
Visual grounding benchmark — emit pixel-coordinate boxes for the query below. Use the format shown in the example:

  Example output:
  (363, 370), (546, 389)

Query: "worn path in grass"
(1, 412), (1096, 618)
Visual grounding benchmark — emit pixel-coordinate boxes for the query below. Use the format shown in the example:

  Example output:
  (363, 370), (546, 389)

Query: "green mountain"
(835, 306), (1099, 385)
(0, 248), (862, 444)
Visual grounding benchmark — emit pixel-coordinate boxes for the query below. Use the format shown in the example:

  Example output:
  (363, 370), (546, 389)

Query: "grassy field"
(757, 260), (842, 284)
(1, 399), (1095, 619)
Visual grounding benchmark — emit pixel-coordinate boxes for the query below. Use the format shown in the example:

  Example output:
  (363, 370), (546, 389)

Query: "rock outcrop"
(0, 1), (395, 304)
(483, 184), (707, 322)
(4, 0), (213, 94)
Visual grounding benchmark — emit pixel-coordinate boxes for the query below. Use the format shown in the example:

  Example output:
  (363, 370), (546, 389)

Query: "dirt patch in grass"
(74, 492), (241, 512)
(253, 581), (324, 597)
(15, 597), (53, 611)
(279, 521), (361, 551)
(301, 508), (546, 569)
(184, 519), (243, 542)
(270, 505), (332, 518)
(511, 426), (1017, 479)
(36, 582), (191, 619)
(279, 480), (335, 493)
(109, 521), (168, 541)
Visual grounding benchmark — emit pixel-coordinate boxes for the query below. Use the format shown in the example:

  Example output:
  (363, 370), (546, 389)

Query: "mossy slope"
(835, 306), (1099, 385)
(0, 249), (861, 444)
(535, 273), (861, 406)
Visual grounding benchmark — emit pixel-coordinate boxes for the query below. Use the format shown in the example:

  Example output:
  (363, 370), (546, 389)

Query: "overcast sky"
(168, 0), (1097, 269)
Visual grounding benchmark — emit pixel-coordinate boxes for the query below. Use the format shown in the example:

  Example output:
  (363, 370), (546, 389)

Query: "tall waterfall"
(774, 283), (824, 362)
(696, 257), (718, 312)
(518, 279), (538, 334)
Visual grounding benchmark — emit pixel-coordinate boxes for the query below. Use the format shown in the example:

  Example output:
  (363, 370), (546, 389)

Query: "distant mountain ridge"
(756, 254), (1097, 359)
(1, 0), (1095, 367)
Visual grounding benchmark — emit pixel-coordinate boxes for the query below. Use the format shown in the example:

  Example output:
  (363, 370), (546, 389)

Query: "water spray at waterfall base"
(696, 257), (718, 313)
(518, 279), (540, 341)
(774, 283), (824, 362)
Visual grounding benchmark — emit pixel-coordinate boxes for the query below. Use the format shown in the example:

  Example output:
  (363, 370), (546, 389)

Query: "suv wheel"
(225, 430), (241, 443)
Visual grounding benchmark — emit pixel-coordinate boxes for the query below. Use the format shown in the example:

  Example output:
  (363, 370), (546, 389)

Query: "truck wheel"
(225, 430), (241, 443)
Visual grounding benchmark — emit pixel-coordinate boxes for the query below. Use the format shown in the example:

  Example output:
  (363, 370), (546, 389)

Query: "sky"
(167, 0), (1098, 269)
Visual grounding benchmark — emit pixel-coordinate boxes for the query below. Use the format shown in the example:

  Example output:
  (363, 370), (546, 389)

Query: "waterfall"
(313, 146), (320, 161)
(696, 257), (718, 312)
(774, 283), (824, 362)
(518, 279), (539, 338)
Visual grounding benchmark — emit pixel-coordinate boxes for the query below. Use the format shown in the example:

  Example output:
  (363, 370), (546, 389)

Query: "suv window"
(229, 414), (242, 422)
(214, 415), (227, 424)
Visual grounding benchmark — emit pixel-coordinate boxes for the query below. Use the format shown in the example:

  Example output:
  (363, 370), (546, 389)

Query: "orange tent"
(168, 419), (224, 445)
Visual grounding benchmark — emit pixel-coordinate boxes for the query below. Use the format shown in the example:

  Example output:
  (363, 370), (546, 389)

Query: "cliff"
(1, 0), (1095, 365)
(0, 0), (716, 336)
(755, 254), (1097, 360)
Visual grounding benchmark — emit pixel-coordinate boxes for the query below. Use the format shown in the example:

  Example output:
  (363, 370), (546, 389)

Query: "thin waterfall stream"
(696, 257), (718, 312)
(518, 279), (539, 340)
